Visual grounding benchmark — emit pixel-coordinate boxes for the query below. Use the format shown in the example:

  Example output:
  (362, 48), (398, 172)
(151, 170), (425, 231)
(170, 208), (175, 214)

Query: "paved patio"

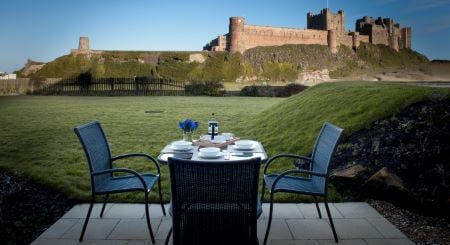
(32, 202), (414, 245)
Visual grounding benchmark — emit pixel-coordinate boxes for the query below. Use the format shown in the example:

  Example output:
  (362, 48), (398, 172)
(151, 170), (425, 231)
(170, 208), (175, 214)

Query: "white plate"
(170, 140), (193, 151)
(198, 152), (224, 159)
(170, 145), (194, 151)
(233, 144), (256, 150)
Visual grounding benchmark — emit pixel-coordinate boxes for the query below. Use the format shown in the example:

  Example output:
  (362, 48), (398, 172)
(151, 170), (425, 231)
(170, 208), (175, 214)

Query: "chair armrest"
(263, 153), (311, 175)
(111, 153), (161, 174)
(270, 169), (327, 193)
(92, 168), (148, 190)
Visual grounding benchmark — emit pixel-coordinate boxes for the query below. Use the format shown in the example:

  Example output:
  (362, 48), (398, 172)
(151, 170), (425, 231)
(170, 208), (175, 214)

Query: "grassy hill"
(25, 43), (428, 82)
(246, 82), (445, 157)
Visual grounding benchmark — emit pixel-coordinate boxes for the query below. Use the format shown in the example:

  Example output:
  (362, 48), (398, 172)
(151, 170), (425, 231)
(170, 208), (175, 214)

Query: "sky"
(1, 0), (450, 73)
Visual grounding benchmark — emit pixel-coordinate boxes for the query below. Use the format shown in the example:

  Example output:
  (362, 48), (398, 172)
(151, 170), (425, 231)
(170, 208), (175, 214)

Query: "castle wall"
(204, 8), (412, 53)
(370, 26), (389, 46)
(336, 32), (353, 47)
(359, 35), (370, 43)
(242, 25), (328, 50)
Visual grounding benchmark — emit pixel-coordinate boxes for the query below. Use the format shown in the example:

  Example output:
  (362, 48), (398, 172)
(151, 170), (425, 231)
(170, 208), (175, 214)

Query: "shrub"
(261, 62), (298, 82)
(185, 81), (225, 96)
(240, 84), (307, 97)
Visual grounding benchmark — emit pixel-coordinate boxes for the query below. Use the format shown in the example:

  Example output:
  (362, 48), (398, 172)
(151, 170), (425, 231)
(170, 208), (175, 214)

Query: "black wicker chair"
(74, 121), (166, 243)
(165, 157), (262, 245)
(262, 122), (343, 244)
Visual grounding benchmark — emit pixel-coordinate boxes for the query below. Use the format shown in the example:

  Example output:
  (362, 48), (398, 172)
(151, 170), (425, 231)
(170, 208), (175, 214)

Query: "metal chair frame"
(74, 121), (166, 244)
(261, 122), (343, 244)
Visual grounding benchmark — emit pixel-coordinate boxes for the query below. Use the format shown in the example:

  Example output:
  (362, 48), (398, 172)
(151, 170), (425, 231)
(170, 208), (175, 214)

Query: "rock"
(297, 69), (331, 86)
(363, 167), (410, 203)
(189, 53), (206, 63)
(331, 164), (371, 180)
(330, 164), (372, 193)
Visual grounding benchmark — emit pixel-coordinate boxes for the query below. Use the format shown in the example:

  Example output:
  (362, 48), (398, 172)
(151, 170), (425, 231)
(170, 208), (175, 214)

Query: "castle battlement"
(204, 7), (411, 53)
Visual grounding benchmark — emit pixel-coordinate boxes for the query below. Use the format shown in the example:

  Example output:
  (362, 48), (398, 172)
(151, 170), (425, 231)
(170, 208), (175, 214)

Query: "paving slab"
(270, 240), (319, 245)
(147, 204), (169, 219)
(334, 202), (383, 219)
(61, 218), (120, 240)
(62, 203), (112, 219)
(365, 238), (415, 245)
(103, 203), (146, 219)
(258, 218), (293, 240)
(31, 238), (79, 245)
(316, 239), (367, 245)
(366, 218), (406, 238)
(334, 218), (383, 239)
(286, 219), (335, 240)
(108, 218), (160, 240)
(156, 218), (171, 240)
(32, 202), (412, 244)
(262, 203), (303, 219)
(38, 218), (78, 239)
(297, 203), (344, 219)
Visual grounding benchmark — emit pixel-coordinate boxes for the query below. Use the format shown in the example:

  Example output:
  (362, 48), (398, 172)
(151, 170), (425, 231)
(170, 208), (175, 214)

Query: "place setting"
(160, 140), (196, 160)
(157, 117), (268, 163)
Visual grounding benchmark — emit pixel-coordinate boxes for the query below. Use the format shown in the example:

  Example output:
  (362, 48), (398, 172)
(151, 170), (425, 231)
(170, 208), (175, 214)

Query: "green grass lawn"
(0, 96), (283, 202)
(0, 81), (448, 203)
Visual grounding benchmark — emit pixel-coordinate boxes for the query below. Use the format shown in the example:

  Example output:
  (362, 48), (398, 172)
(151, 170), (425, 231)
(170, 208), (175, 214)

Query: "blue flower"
(179, 119), (199, 132)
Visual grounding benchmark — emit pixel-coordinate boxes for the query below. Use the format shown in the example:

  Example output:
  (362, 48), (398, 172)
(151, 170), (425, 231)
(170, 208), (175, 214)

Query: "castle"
(204, 8), (411, 54)
(70, 37), (104, 55)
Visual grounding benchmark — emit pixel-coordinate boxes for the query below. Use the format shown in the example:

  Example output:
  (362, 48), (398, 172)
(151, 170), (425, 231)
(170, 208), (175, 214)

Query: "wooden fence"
(0, 78), (32, 95)
(34, 77), (186, 96)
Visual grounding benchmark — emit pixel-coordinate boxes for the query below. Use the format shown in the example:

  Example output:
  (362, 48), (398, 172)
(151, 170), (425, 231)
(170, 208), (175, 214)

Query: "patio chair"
(261, 122), (343, 244)
(165, 157), (262, 245)
(74, 121), (166, 243)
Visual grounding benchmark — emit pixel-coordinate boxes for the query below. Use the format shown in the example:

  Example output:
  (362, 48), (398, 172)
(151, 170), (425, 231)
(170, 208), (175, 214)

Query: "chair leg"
(79, 195), (95, 242)
(324, 199), (339, 243)
(260, 178), (266, 203)
(165, 227), (173, 245)
(144, 191), (156, 244)
(314, 196), (322, 219)
(100, 194), (109, 218)
(263, 191), (275, 245)
(158, 177), (166, 216)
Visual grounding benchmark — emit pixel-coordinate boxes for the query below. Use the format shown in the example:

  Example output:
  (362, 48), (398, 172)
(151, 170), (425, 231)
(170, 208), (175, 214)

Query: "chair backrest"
(74, 121), (112, 192)
(168, 157), (261, 245)
(310, 122), (343, 193)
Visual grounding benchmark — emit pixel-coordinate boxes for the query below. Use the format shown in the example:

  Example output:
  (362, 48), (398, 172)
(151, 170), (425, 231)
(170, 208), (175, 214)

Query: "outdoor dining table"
(157, 139), (268, 164)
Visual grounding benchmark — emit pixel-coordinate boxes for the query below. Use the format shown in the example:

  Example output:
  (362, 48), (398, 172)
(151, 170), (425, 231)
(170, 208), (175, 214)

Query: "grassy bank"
(24, 43), (428, 83)
(246, 81), (448, 201)
(1, 82), (447, 203)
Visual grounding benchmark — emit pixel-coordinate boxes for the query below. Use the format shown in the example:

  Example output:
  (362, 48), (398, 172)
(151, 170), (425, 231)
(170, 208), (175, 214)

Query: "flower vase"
(183, 131), (193, 142)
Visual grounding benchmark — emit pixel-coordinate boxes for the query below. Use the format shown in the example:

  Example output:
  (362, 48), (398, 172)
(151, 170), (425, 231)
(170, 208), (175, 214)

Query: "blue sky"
(1, 0), (449, 73)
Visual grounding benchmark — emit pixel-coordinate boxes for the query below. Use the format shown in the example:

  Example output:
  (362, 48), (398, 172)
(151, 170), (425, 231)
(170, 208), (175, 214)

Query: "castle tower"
(389, 35), (399, 51)
(352, 32), (360, 49)
(307, 8), (345, 32)
(228, 17), (245, 53)
(328, 30), (338, 54)
(333, 10), (345, 32)
(401, 27), (411, 49)
(78, 37), (90, 53)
